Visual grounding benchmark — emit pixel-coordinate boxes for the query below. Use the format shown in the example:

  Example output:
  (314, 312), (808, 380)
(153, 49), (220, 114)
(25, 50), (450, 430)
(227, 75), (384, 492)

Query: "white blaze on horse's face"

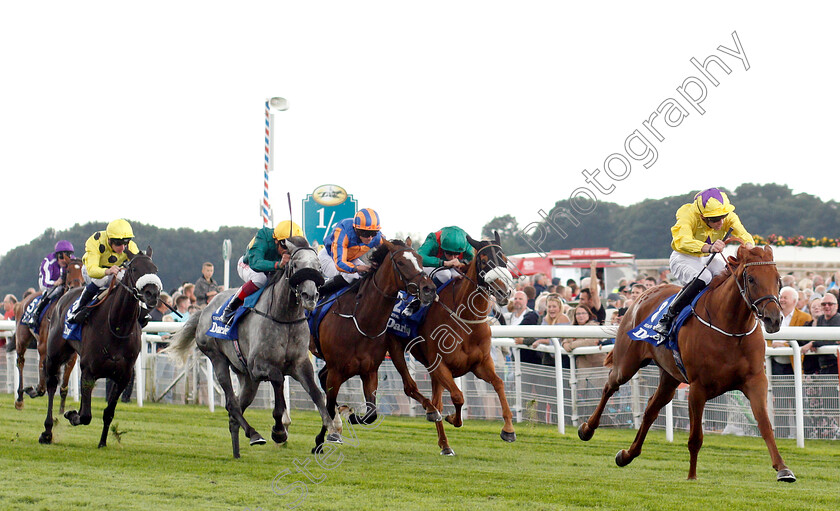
(403, 252), (422, 274)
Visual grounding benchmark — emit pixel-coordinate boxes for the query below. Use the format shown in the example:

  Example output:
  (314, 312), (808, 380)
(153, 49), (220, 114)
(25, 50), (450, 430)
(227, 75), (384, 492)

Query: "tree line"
(482, 183), (840, 258)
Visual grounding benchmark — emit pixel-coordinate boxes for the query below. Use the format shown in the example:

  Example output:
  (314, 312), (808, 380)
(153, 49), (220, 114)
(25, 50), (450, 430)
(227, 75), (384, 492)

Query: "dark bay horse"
(386, 233), (517, 455)
(578, 245), (795, 482)
(39, 248), (161, 447)
(13, 258), (85, 412)
(311, 239), (436, 450)
(165, 237), (340, 458)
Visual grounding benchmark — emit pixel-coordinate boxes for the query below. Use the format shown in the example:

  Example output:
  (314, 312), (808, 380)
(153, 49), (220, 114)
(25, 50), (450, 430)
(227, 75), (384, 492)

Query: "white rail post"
(206, 355), (215, 413)
(665, 401), (674, 442)
(135, 334), (145, 407)
(550, 339), (565, 434)
(513, 347), (523, 423)
(791, 341), (804, 448)
(569, 352), (578, 427)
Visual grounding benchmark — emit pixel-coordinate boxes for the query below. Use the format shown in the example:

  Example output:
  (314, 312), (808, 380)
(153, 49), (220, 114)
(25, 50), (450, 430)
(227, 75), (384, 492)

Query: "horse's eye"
(747, 275), (755, 284)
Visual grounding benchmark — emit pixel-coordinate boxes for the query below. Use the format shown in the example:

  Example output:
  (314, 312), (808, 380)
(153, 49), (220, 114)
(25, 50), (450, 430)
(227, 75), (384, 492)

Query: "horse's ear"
(146, 245), (153, 259)
(125, 250), (136, 260)
(466, 235), (482, 250)
(405, 237), (412, 248)
(494, 230), (501, 246)
(763, 244), (774, 259)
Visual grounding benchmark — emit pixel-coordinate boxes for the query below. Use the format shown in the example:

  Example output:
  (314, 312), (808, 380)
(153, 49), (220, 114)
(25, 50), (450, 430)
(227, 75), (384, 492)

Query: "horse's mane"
(368, 239), (406, 267)
(706, 246), (772, 291)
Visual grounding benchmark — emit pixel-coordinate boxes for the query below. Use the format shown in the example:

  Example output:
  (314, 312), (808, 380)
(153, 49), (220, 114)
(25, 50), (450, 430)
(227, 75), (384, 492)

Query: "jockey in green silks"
(401, 226), (474, 316)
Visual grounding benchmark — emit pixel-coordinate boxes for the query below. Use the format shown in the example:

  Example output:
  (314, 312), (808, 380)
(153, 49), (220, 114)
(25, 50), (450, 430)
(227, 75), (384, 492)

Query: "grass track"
(1, 396), (838, 511)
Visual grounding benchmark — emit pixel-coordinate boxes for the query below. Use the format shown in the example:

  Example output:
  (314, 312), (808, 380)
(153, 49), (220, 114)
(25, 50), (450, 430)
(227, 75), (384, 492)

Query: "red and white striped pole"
(262, 97), (288, 227)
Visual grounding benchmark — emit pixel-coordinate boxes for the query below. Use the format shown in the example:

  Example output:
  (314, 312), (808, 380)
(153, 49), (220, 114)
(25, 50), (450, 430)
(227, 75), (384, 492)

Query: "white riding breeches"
(236, 256), (268, 288)
(669, 250), (726, 286)
(423, 266), (458, 284)
(317, 248), (363, 282)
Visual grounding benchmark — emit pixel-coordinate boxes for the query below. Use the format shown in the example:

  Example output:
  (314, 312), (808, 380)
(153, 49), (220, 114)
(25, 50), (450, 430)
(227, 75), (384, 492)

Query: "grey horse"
(165, 236), (341, 458)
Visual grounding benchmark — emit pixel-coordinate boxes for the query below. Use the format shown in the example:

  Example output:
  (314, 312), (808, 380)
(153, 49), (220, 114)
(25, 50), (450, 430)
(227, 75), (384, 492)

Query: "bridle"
(369, 246), (426, 300)
(108, 255), (162, 338)
(252, 246), (323, 325)
(693, 259), (780, 338)
(734, 260), (781, 320)
(337, 245), (428, 338)
(458, 243), (514, 304)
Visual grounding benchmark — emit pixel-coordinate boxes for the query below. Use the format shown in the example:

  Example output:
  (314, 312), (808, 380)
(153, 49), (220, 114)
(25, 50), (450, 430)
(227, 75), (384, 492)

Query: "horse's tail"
(162, 313), (200, 367)
(603, 350), (614, 368)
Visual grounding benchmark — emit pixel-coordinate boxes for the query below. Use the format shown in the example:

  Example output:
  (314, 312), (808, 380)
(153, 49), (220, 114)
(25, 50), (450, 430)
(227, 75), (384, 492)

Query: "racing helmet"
(54, 240), (75, 253)
(106, 219), (134, 240)
(354, 209), (381, 231)
(693, 188), (735, 218)
(273, 220), (304, 241)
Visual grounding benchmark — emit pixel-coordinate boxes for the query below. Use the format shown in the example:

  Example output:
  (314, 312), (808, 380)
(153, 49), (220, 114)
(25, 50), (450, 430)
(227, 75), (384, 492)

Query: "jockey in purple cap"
(28, 240), (76, 323)
(652, 188), (755, 338)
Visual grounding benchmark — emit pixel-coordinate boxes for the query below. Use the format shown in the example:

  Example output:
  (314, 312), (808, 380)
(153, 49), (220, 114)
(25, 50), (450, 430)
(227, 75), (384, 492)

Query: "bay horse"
(39, 248), (161, 448)
(578, 245), (796, 482)
(311, 239), (436, 451)
(165, 237), (340, 458)
(13, 257), (85, 412)
(386, 232), (517, 455)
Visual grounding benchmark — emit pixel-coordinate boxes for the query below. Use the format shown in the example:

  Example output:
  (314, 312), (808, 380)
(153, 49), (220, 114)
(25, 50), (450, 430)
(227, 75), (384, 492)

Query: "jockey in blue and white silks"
(652, 188), (755, 338)
(317, 208), (384, 295)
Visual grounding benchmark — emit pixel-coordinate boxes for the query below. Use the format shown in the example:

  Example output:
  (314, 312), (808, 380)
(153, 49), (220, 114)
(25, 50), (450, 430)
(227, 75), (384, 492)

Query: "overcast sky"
(2, 1), (838, 257)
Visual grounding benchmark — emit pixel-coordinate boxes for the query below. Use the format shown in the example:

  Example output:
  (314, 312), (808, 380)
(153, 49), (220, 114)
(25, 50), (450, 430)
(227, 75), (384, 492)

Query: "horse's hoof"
(326, 433), (342, 444)
(38, 432), (52, 445)
(500, 430), (516, 443)
(64, 410), (80, 426)
(98, 442), (107, 449)
(444, 414), (461, 427)
(578, 423), (594, 442)
(615, 450), (633, 467)
(777, 468), (796, 483)
(271, 428), (288, 444)
(14, 400), (23, 411)
(426, 410), (443, 422)
(440, 447), (456, 456)
(250, 435), (267, 446)
(312, 444), (324, 455)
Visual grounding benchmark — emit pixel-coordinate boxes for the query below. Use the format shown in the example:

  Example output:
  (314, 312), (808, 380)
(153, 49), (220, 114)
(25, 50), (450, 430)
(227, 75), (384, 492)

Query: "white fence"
(2, 321), (838, 447)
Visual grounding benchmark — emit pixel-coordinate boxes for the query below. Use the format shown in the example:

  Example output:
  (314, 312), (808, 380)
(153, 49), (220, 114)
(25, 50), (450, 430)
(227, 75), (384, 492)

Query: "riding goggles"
(111, 237), (133, 247)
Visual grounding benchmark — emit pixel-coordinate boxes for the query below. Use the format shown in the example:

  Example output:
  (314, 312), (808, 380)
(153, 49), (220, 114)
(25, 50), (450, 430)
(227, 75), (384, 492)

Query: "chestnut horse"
(13, 257), (85, 412)
(386, 233), (517, 455)
(311, 239), (436, 450)
(39, 248), (161, 448)
(578, 245), (796, 482)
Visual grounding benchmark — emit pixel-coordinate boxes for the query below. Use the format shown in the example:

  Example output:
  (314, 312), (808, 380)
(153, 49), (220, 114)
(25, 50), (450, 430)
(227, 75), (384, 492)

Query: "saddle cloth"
(62, 295), (103, 341)
(386, 279), (454, 339)
(627, 288), (709, 379)
(306, 286), (356, 347)
(21, 295), (45, 333)
(205, 288), (265, 341)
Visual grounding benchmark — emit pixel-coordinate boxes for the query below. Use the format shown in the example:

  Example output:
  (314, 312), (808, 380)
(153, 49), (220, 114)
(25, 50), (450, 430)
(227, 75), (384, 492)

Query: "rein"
(252, 247), (319, 326)
(337, 246), (426, 339)
(692, 259), (779, 338)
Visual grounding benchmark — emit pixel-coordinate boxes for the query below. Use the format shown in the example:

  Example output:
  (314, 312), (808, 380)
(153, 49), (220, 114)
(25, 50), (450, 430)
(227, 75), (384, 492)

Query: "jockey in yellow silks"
(652, 188), (755, 337)
(67, 219), (145, 324)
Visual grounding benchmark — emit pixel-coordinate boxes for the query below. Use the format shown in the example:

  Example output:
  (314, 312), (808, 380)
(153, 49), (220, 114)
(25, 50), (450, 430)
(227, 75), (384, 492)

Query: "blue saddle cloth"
(306, 286), (356, 346)
(21, 295), (45, 333)
(62, 295), (102, 341)
(205, 289), (265, 340)
(627, 288), (709, 379)
(386, 279), (454, 339)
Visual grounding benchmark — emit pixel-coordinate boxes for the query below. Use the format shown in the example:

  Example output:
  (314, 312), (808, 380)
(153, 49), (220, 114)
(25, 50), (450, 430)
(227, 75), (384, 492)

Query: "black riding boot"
(652, 279), (707, 341)
(319, 275), (349, 297)
(402, 297), (420, 317)
(221, 296), (244, 326)
(66, 284), (99, 325)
